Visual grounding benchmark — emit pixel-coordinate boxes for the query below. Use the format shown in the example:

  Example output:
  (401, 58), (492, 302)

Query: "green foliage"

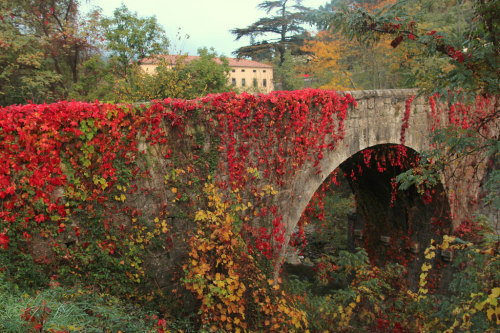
(0, 1), (106, 105)
(0, 3), (61, 105)
(101, 4), (169, 77)
(316, 192), (353, 250)
(285, 236), (500, 332)
(66, 56), (116, 102)
(111, 63), (185, 102)
(285, 249), (414, 332)
(114, 48), (232, 102)
(0, 0), (109, 105)
(413, 235), (500, 332)
(273, 50), (305, 90)
(179, 48), (232, 97)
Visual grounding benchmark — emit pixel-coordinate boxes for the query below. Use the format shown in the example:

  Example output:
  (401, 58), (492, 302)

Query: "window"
(232, 69), (235, 72)
(253, 69), (257, 73)
(241, 69), (245, 72)
(263, 79), (267, 87)
(231, 78), (236, 85)
(242, 78), (246, 86)
(263, 70), (266, 73)
(253, 78), (258, 87)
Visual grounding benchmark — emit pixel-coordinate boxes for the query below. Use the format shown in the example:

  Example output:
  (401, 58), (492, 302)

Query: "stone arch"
(279, 142), (452, 287)
(277, 89), (434, 248)
(270, 89), (458, 282)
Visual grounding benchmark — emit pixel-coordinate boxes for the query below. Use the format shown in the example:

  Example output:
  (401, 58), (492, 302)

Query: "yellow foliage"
(421, 263), (432, 272)
(425, 251), (436, 259)
(183, 182), (307, 331)
(301, 31), (352, 90)
(491, 287), (500, 299)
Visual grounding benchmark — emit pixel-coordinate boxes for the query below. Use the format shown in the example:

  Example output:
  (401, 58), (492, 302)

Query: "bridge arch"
(275, 89), (447, 271)
(282, 142), (452, 286)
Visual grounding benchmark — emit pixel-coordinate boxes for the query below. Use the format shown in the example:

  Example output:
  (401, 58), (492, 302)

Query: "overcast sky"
(83, 0), (329, 57)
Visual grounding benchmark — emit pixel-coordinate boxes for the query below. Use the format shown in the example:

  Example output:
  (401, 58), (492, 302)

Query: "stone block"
(375, 99), (385, 110)
(367, 98), (375, 109)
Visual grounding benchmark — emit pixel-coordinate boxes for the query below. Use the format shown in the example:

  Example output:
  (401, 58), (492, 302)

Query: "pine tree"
(231, 0), (310, 66)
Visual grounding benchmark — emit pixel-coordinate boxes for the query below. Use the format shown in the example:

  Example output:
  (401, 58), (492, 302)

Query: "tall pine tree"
(231, 0), (310, 66)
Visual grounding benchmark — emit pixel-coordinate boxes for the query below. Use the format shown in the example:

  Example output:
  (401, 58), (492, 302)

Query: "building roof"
(140, 54), (273, 68)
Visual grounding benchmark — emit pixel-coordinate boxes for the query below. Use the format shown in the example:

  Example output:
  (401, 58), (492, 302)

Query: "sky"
(82, 0), (330, 57)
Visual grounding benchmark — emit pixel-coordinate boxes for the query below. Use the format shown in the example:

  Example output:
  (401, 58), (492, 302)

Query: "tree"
(0, 8), (59, 105)
(101, 4), (169, 77)
(302, 0), (408, 90)
(231, 0), (310, 66)
(180, 48), (232, 97)
(113, 48), (232, 102)
(301, 31), (351, 90)
(66, 55), (116, 102)
(311, 0), (499, 96)
(0, 0), (99, 104)
(274, 49), (305, 90)
(14, 0), (94, 83)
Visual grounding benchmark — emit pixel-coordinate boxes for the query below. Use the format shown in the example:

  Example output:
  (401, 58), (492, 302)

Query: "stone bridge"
(3, 87), (496, 293)
(267, 88), (497, 280)
(277, 89), (435, 250)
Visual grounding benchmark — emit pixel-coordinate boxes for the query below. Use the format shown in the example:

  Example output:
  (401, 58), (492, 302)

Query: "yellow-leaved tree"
(303, 0), (406, 90)
(302, 31), (353, 90)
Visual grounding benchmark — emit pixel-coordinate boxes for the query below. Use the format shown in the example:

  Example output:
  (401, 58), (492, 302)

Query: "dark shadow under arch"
(290, 144), (452, 290)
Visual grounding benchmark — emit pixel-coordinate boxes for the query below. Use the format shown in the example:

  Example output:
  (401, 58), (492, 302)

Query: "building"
(226, 58), (274, 94)
(140, 55), (274, 94)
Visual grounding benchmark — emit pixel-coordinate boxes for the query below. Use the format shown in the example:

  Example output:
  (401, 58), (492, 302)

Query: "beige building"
(140, 55), (274, 94)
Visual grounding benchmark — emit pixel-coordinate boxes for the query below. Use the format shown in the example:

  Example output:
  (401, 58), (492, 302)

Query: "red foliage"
(1, 87), (494, 296)
(0, 232), (8, 249)
(454, 219), (484, 242)
(400, 95), (414, 145)
(0, 89), (357, 268)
